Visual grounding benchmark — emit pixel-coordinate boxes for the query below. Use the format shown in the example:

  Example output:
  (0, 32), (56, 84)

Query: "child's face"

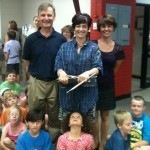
(118, 117), (133, 138)
(130, 99), (145, 118)
(9, 108), (20, 124)
(69, 112), (83, 127)
(26, 120), (43, 136)
(7, 73), (17, 83)
(6, 96), (18, 107)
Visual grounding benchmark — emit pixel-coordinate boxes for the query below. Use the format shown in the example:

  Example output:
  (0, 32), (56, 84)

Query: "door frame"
(140, 4), (150, 88)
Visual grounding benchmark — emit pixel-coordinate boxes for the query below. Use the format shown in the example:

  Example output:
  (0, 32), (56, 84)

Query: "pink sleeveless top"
(6, 122), (23, 143)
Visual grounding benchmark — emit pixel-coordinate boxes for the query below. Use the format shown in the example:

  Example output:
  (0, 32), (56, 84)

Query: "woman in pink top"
(57, 111), (94, 150)
(0, 105), (27, 149)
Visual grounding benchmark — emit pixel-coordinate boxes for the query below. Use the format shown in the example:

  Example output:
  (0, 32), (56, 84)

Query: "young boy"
(0, 70), (21, 95)
(130, 95), (150, 149)
(4, 30), (21, 83)
(104, 110), (132, 150)
(16, 108), (53, 150)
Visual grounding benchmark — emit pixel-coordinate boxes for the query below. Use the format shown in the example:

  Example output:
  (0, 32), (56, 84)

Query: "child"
(0, 106), (27, 150)
(0, 70), (21, 95)
(56, 111), (94, 150)
(0, 88), (10, 114)
(0, 90), (27, 127)
(16, 108), (53, 150)
(130, 95), (150, 150)
(104, 110), (132, 150)
(4, 30), (21, 83)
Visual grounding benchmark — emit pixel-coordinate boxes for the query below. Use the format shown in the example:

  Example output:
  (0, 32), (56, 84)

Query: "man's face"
(130, 99), (145, 118)
(38, 7), (55, 29)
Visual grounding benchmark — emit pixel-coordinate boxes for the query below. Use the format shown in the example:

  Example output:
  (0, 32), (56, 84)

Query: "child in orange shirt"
(0, 90), (27, 127)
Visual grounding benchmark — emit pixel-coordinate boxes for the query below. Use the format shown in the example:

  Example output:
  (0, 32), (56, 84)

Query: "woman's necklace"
(100, 39), (114, 51)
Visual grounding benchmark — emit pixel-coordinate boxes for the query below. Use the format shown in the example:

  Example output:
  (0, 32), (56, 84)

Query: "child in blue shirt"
(130, 95), (150, 149)
(16, 108), (53, 150)
(105, 110), (132, 150)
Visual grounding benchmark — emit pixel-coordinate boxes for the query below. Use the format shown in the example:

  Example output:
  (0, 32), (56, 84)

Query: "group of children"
(0, 70), (52, 149)
(0, 71), (150, 150)
(105, 96), (150, 150)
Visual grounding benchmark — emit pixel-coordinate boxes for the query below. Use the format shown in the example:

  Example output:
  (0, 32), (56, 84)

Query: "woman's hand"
(58, 69), (68, 84)
(78, 71), (90, 83)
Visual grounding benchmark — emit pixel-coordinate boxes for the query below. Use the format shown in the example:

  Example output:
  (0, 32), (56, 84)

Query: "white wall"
(53, 0), (90, 33)
(0, 0), (90, 40)
(1, 0), (22, 42)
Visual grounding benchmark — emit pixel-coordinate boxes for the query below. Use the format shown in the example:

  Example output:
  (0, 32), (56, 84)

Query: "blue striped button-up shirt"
(55, 39), (103, 114)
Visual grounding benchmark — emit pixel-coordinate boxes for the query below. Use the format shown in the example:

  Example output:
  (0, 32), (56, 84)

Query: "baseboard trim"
(132, 75), (141, 79)
(116, 93), (131, 101)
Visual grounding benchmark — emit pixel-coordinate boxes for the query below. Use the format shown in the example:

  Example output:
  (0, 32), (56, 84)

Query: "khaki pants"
(28, 76), (60, 141)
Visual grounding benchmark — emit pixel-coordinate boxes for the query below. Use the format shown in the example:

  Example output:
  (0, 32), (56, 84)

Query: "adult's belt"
(31, 75), (56, 82)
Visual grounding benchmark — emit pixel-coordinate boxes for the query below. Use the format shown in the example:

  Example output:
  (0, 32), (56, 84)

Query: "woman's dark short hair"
(97, 14), (117, 32)
(7, 31), (16, 40)
(61, 111), (92, 134)
(26, 108), (45, 122)
(61, 25), (74, 38)
(72, 13), (92, 29)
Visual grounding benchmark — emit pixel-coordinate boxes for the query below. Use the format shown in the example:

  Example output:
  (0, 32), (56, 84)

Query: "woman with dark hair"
(57, 111), (94, 149)
(55, 13), (103, 149)
(55, 13), (102, 122)
(94, 14), (125, 150)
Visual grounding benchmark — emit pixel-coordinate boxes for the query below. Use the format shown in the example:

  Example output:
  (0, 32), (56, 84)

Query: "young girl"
(57, 111), (94, 150)
(0, 106), (27, 150)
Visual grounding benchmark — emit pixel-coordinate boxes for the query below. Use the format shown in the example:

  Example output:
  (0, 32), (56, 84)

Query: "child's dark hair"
(6, 70), (17, 77)
(131, 95), (145, 105)
(72, 13), (92, 29)
(7, 30), (16, 40)
(62, 111), (92, 134)
(26, 108), (45, 122)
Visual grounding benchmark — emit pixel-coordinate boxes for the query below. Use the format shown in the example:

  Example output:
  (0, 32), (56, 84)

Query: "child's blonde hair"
(113, 110), (131, 126)
(3, 91), (19, 103)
